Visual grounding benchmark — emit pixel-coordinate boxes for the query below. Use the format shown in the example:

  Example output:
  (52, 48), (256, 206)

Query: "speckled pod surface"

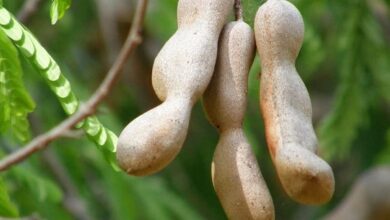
(116, 0), (233, 176)
(204, 21), (275, 220)
(254, 0), (334, 204)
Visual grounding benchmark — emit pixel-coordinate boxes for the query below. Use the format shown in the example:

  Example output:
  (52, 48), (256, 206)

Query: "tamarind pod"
(254, 0), (334, 205)
(212, 129), (275, 220)
(116, 97), (190, 175)
(152, 0), (234, 102)
(117, 0), (234, 176)
(204, 21), (274, 220)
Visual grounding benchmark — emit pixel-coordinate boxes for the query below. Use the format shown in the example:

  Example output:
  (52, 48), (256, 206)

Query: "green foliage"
(0, 0), (388, 219)
(145, 0), (177, 41)
(318, 54), (369, 160)
(50, 0), (72, 25)
(130, 178), (203, 220)
(0, 29), (35, 142)
(0, 177), (18, 217)
(376, 129), (390, 164)
(242, 0), (262, 26)
(9, 167), (63, 203)
(318, 1), (390, 160)
(0, 6), (119, 170)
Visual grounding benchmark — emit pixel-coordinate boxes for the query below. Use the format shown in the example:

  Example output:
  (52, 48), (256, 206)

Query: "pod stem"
(234, 0), (243, 21)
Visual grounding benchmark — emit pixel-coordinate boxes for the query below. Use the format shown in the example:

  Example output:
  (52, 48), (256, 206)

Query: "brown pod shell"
(117, 0), (233, 176)
(116, 97), (191, 175)
(254, 0), (334, 204)
(204, 21), (275, 220)
(152, 0), (234, 103)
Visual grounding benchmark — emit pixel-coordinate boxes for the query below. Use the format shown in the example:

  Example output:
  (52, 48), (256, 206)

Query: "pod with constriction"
(204, 21), (275, 219)
(116, 0), (234, 176)
(254, 0), (335, 204)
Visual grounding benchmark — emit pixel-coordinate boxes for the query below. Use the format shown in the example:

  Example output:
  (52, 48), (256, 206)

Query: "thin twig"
(0, 0), (149, 171)
(95, 0), (134, 64)
(17, 0), (42, 23)
(61, 130), (85, 139)
(234, 0), (243, 21)
(29, 114), (90, 220)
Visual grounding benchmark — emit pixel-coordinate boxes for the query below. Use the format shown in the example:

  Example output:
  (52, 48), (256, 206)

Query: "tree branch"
(0, 0), (149, 171)
(17, 0), (42, 24)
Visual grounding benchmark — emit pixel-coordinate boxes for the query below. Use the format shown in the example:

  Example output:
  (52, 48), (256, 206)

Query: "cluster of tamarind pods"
(116, 0), (335, 219)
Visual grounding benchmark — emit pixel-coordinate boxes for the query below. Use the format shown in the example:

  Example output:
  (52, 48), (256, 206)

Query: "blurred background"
(0, 0), (389, 219)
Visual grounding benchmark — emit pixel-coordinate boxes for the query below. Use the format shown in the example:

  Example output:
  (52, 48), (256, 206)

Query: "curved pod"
(117, 0), (233, 176)
(204, 21), (274, 220)
(254, 0), (334, 204)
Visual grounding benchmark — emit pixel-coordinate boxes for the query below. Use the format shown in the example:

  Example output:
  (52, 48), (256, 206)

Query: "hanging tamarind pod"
(254, 0), (335, 205)
(117, 0), (234, 176)
(203, 20), (275, 219)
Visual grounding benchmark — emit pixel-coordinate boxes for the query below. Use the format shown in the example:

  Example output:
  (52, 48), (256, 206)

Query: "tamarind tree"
(0, 0), (389, 219)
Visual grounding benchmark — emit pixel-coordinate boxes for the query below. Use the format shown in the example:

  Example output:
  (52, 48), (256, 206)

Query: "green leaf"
(318, 4), (379, 161)
(132, 178), (203, 220)
(0, 6), (119, 170)
(0, 178), (19, 217)
(0, 28), (35, 142)
(9, 167), (63, 203)
(50, 0), (72, 25)
(318, 33), (370, 160)
(375, 129), (390, 164)
(318, 69), (369, 160)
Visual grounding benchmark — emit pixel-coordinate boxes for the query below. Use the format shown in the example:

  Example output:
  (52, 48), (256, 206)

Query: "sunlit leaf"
(50, 0), (72, 25)
(0, 178), (18, 217)
(0, 29), (35, 142)
(0, 6), (119, 170)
